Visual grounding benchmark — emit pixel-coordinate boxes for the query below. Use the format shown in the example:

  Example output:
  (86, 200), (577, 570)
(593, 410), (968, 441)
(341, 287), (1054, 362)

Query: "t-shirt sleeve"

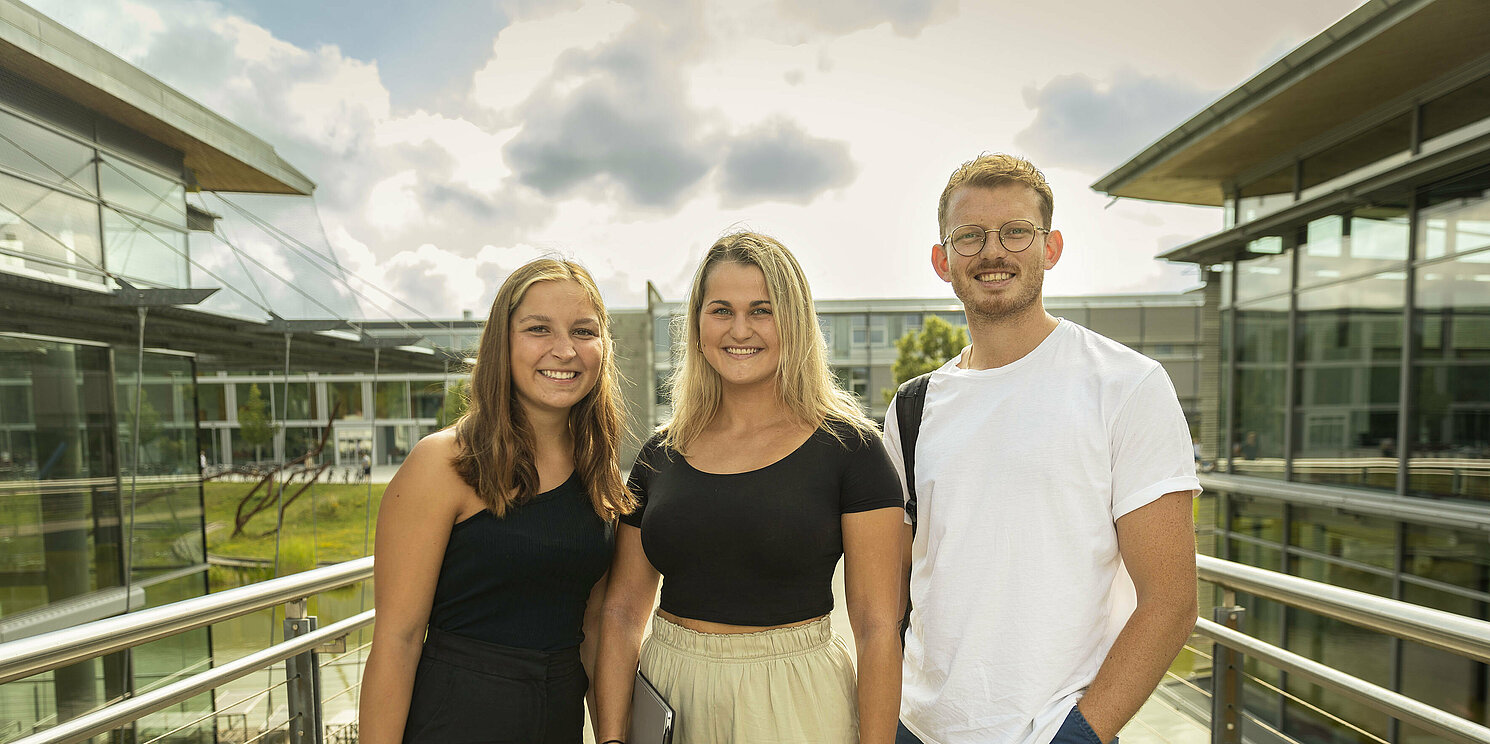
(880, 402), (913, 525)
(840, 430), (908, 514)
(618, 437), (661, 528)
(1110, 365), (1202, 519)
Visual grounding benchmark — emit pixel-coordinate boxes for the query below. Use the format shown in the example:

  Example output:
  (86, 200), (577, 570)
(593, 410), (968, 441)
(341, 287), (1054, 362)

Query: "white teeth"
(540, 370), (577, 379)
(977, 272), (1014, 281)
(725, 347), (759, 355)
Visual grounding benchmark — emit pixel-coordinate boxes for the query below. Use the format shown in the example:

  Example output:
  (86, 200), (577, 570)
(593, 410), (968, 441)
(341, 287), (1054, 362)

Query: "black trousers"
(403, 630), (588, 744)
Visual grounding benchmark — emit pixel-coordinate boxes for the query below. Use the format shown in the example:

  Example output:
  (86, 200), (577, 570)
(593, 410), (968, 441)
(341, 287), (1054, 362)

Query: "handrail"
(1197, 618), (1490, 744)
(1197, 554), (1490, 664)
(0, 556), (373, 686)
(10, 610), (376, 744)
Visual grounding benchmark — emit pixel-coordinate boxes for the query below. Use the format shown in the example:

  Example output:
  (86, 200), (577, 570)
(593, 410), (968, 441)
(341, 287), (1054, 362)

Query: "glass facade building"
(1098, 2), (1490, 741)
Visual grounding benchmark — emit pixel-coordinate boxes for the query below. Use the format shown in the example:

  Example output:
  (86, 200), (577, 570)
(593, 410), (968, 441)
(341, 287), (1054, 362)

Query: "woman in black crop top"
(595, 233), (905, 744)
(359, 259), (635, 744)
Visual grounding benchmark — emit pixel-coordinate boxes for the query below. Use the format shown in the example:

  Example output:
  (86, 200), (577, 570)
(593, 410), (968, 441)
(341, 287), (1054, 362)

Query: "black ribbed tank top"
(426, 472), (612, 651)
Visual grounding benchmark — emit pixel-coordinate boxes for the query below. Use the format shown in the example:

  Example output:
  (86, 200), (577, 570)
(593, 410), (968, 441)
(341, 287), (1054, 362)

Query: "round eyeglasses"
(943, 220), (1050, 256)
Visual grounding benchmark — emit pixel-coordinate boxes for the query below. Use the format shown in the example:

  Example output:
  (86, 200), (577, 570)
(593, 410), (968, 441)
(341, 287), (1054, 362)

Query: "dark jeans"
(403, 629), (587, 744)
(895, 705), (1115, 744)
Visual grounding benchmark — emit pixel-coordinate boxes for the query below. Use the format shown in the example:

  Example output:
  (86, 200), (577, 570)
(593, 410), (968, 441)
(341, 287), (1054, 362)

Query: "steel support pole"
(1211, 606), (1246, 744)
(284, 600), (324, 744)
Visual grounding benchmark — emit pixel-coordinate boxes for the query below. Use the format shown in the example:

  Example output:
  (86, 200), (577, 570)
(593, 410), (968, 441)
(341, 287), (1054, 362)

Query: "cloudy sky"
(40, 0), (1362, 318)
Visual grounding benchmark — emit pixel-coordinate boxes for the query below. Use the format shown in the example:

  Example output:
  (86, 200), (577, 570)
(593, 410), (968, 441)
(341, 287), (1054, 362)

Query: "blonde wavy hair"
(660, 231), (877, 452)
(452, 258), (634, 519)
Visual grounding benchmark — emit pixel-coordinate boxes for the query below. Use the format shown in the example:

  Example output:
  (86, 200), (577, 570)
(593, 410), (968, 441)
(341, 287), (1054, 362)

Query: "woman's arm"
(357, 436), (463, 744)
(579, 570), (609, 732)
(843, 507), (908, 744)
(593, 524), (662, 742)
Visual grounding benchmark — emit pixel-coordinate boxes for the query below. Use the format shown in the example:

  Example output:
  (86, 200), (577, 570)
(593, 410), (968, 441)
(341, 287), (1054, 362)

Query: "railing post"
(1211, 605), (1246, 744)
(284, 599), (325, 744)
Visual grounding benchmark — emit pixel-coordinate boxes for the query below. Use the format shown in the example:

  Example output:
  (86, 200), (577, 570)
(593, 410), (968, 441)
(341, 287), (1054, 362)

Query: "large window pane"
(99, 154), (186, 228)
(1238, 164), (1293, 224)
(1235, 236), (1291, 303)
(0, 110), (96, 196)
(1419, 168), (1490, 262)
(0, 172), (104, 284)
(0, 335), (125, 730)
(1292, 272), (1403, 489)
(375, 381), (410, 419)
(102, 211), (188, 288)
(1411, 246), (1490, 502)
(1233, 295), (1288, 478)
(1298, 206), (1409, 288)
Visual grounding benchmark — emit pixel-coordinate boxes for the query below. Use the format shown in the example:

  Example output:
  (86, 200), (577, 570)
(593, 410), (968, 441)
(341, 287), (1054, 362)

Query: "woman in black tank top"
(359, 259), (636, 744)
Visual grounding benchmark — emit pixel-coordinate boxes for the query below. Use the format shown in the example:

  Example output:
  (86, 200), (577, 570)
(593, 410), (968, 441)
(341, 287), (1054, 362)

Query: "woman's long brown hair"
(451, 259), (634, 519)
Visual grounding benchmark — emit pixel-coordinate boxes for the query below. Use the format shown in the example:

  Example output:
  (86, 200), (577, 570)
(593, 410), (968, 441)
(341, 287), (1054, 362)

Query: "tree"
(237, 383), (277, 463)
(882, 315), (969, 404)
(436, 378), (470, 428)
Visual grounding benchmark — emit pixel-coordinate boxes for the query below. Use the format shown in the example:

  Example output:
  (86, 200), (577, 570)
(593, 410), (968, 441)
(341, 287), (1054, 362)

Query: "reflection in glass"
(102, 211), (189, 288)
(1238, 165), (1294, 224)
(1298, 206), (1409, 288)
(1400, 523), (1489, 738)
(0, 110), (97, 196)
(1411, 246), (1490, 502)
(1292, 273), (1402, 489)
(1419, 172), (1490, 262)
(1235, 236), (1291, 303)
(99, 154), (186, 228)
(0, 172), (104, 284)
(1286, 556), (1394, 743)
(1234, 295), (1288, 478)
(0, 335), (124, 727)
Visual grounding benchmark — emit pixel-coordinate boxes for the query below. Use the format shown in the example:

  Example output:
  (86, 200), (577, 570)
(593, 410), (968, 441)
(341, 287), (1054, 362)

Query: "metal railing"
(1195, 554), (1490, 744)
(1, 553), (1488, 744)
(0, 557), (374, 744)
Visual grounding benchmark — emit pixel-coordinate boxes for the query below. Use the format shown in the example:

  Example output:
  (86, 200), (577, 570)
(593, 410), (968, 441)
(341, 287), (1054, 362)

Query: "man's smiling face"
(934, 182), (1061, 324)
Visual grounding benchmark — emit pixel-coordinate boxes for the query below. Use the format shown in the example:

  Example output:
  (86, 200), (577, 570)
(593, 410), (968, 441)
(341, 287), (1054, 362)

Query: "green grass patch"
(203, 481), (386, 568)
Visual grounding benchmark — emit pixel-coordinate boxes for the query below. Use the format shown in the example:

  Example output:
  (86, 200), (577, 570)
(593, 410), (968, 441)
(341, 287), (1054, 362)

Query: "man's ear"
(1043, 229), (1064, 270)
(932, 243), (953, 282)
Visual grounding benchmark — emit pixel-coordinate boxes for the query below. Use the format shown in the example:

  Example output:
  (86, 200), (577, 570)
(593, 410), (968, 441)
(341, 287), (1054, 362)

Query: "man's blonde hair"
(937, 153), (1054, 237)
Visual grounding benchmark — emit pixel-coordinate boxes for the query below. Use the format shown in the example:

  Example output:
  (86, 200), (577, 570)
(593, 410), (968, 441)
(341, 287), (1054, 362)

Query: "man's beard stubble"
(952, 262), (1045, 324)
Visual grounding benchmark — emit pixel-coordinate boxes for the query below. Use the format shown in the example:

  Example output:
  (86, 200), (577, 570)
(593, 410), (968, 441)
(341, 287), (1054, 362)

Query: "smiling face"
(508, 279), (605, 420)
(934, 182), (1063, 325)
(697, 261), (781, 393)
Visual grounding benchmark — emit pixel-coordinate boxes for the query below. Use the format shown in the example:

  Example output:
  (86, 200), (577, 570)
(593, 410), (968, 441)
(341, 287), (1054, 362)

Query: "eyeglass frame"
(941, 220), (1052, 256)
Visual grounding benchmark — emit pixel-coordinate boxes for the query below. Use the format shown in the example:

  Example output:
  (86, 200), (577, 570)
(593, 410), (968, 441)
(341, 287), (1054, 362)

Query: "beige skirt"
(638, 612), (858, 744)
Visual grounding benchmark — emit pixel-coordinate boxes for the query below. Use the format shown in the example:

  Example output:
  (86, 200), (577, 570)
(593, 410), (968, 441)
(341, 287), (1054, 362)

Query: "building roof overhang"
(0, 271), (450, 373)
(1093, 0), (1490, 207)
(0, 0), (315, 195)
(1160, 126), (1490, 264)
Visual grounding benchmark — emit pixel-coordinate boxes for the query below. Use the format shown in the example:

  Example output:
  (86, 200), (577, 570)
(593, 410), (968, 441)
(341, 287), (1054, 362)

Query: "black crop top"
(619, 424), (902, 626)
(427, 472), (612, 651)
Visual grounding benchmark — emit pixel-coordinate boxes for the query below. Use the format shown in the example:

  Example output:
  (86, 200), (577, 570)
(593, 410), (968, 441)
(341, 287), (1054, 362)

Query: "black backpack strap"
(895, 372), (931, 535)
(894, 372), (930, 647)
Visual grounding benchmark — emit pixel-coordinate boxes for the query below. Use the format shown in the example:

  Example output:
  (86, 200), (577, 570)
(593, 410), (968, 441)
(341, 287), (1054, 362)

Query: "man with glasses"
(884, 153), (1200, 744)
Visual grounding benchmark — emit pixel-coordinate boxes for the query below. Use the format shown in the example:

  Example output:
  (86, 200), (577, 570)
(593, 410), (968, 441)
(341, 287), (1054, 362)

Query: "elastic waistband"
(647, 612), (835, 661)
(421, 629), (581, 677)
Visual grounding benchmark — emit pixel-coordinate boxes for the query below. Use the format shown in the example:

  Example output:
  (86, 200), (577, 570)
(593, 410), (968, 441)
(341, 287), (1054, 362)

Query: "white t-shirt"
(884, 319), (1200, 744)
